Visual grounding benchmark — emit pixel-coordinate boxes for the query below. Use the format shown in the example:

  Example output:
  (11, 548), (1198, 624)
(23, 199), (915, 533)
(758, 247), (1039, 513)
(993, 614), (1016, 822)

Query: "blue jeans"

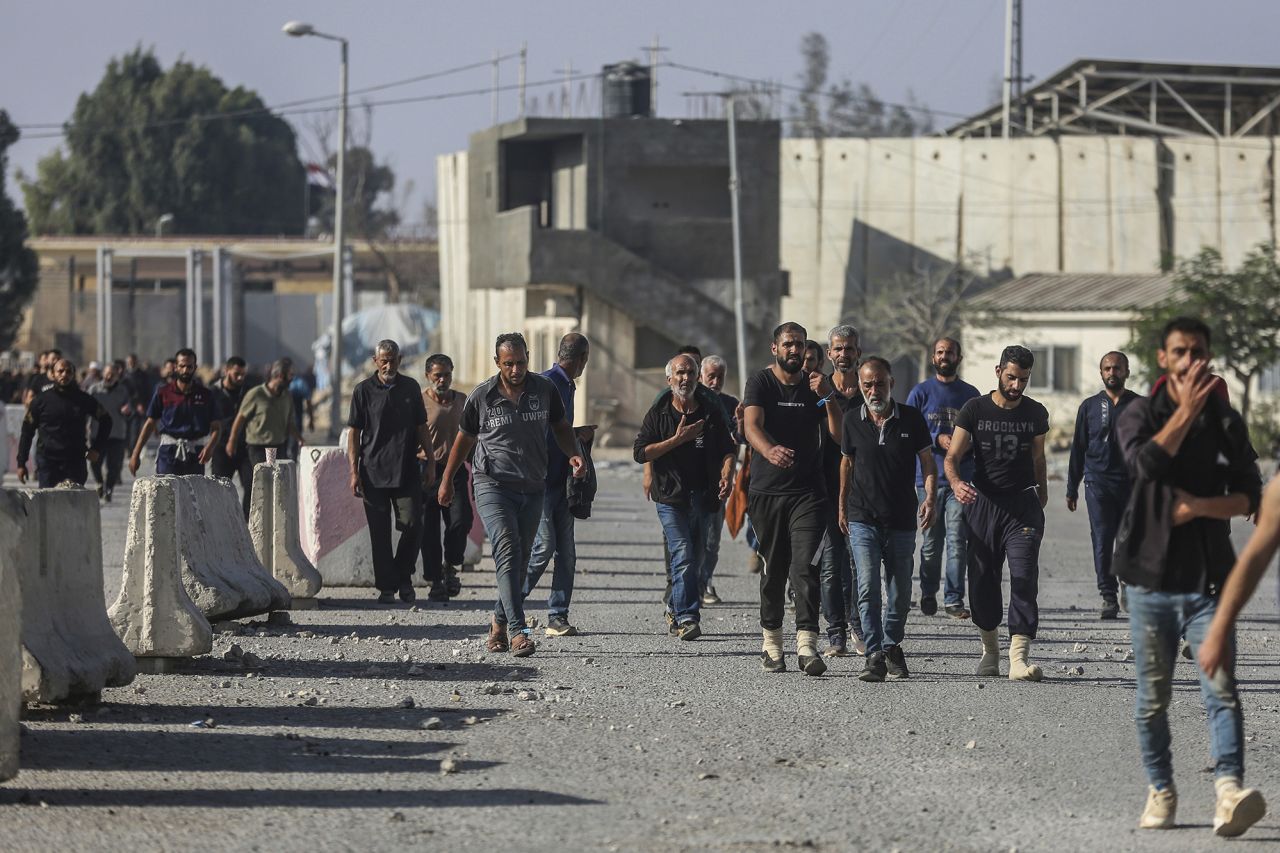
(522, 485), (576, 619)
(699, 506), (725, 593)
(821, 514), (861, 643)
(656, 495), (710, 624)
(474, 479), (545, 632)
(1128, 587), (1244, 789)
(848, 522), (917, 654)
(917, 483), (966, 606)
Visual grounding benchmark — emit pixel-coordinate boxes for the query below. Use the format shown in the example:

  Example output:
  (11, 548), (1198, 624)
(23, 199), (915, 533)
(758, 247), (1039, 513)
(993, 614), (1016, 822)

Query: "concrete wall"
(780, 135), (1280, 341)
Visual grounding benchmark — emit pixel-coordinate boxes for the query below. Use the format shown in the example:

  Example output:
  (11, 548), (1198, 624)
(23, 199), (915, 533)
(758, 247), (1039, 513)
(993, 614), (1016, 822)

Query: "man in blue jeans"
(838, 357), (934, 681)
(439, 333), (585, 659)
(634, 354), (736, 640)
(523, 333), (595, 637)
(1113, 317), (1264, 836)
(1066, 351), (1138, 620)
(906, 337), (978, 619)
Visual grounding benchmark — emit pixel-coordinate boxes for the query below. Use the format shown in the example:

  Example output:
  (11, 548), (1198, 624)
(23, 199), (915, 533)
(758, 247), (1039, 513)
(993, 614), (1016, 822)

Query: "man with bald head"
(635, 353), (736, 640)
(1067, 350), (1140, 619)
(18, 358), (112, 487)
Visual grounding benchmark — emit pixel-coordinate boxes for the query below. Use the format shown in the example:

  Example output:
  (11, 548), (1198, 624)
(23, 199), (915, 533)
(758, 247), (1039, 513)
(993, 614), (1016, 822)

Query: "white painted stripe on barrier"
(109, 477), (213, 658)
(4, 486), (135, 703)
(249, 461), (323, 599)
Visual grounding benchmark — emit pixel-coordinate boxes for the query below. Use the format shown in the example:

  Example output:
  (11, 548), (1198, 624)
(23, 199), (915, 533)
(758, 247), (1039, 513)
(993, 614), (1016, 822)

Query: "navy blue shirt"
(1067, 389), (1139, 499)
(906, 376), (980, 486)
(145, 380), (216, 440)
(542, 363), (576, 489)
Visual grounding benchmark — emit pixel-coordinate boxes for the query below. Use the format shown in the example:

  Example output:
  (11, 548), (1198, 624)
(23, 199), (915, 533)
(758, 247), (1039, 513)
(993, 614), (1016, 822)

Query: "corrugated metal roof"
(972, 272), (1177, 312)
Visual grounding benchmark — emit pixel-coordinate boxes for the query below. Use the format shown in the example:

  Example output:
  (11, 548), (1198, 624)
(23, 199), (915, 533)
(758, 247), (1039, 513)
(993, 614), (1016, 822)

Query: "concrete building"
(16, 236), (437, 370)
(779, 60), (1280, 352)
(438, 115), (785, 441)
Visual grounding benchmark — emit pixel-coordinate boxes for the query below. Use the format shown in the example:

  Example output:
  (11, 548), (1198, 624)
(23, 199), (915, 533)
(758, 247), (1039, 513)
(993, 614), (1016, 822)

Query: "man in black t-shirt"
(635, 354), (736, 640)
(945, 345), (1050, 682)
(347, 340), (435, 605)
(743, 322), (844, 676)
(839, 357), (935, 682)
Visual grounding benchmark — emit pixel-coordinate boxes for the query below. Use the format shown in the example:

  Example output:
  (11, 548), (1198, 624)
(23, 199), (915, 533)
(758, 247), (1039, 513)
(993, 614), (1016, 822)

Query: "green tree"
(1127, 243), (1280, 421)
(0, 111), (39, 350)
(21, 47), (305, 236)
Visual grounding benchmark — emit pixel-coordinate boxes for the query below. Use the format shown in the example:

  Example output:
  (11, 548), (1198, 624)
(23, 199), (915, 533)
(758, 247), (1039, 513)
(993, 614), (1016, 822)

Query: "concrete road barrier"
(249, 460), (322, 602)
(169, 476), (291, 619)
(3, 486), (135, 704)
(109, 477), (213, 660)
(0, 492), (22, 780)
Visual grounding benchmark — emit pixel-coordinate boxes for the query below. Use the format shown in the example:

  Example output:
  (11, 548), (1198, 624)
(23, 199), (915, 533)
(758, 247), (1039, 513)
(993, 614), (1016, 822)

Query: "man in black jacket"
(1114, 317), (1264, 837)
(18, 358), (112, 487)
(634, 354), (736, 641)
(1066, 351), (1140, 619)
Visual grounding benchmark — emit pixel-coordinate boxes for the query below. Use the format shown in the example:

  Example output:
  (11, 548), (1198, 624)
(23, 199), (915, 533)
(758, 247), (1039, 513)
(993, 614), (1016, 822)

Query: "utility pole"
(491, 49), (500, 124)
(641, 35), (669, 114)
(555, 61), (578, 117)
(518, 42), (527, 118)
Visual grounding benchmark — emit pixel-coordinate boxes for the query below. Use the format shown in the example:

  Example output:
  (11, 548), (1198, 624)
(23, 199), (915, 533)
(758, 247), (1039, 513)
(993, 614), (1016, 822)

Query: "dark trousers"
(156, 443), (206, 476)
(421, 467), (474, 584)
(211, 443), (253, 518)
(90, 438), (127, 493)
(964, 489), (1044, 638)
(36, 454), (88, 488)
(749, 491), (826, 633)
(1084, 481), (1127, 597)
(363, 479), (424, 592)
(820, 507), (863, 642)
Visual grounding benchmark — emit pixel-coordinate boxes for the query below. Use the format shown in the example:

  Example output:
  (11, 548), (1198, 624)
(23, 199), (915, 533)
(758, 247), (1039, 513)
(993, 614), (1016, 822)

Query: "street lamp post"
(155, 212), (174, 238)
(284, 20), (348, 441)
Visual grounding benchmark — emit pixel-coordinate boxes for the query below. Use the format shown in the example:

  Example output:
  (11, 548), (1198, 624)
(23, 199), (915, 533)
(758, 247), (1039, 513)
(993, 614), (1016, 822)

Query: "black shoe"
(426, 583), (449, 602)
(546, 616), (579, 637)
(377, 590), (396, 605)
(1100, 595), (1119, 620)
(945, 603), (970, 620)
(798, 653), (827, 676)
(859, 651), (887, 682)
(444, 566), (461, 597)
(920, 595), (938, 616)
(398, 584), (416, 603)
(885, 645), (910, 679)
(103, 488), (113, 503)
(760, 651), (786, 673)
(96, 484), (104, 498)
(677, 621), (702, 641)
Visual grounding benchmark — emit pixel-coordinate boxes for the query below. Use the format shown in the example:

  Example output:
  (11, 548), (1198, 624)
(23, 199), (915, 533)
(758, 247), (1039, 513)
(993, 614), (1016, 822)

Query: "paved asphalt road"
(1, 458), (1279, 852)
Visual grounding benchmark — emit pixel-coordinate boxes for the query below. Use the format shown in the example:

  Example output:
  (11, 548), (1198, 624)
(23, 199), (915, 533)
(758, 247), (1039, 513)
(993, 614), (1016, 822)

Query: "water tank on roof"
(602, 62), (652, 118)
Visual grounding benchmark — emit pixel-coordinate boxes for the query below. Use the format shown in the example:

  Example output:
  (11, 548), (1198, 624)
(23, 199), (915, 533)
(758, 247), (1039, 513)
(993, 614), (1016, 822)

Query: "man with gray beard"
(634, 353), (736, 639)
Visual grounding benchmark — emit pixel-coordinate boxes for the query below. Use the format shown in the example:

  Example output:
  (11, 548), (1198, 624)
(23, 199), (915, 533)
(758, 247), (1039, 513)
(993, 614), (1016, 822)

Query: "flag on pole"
(306, 163), (334, 189)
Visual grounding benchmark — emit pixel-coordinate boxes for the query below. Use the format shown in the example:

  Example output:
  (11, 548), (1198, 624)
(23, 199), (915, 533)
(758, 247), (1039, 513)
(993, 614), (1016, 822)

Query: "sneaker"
(486, 620), (509, 653)
(103, 488), (113, 503)
(665, 611), (679, 637)
(747, 552), (762, 574)
(1214, 778), (1266, 837)
(1180, 639), (1193, 661)
(376, 590), (396, 605)
(760, 651), (786, 673)
(1139, 784), (1177, 829)
(1100, 595), (1119, 621)
(96, 484), (104, 499)
(546, 616), (579, 637)
(823, 636), (848, 658)
(859, 651), (887, 682)
(701, 586), (721, 605)
(445, 566), (462, 597)
(426, 583), (449, 602)
(945, 603), (970, 620)
(398, 584), (416, 603)
(919, 595), (938, 616)
(851, 635), (867, 656)
(885, 645), (910, 679)
(510, 630), (536, 658)
(677, 621), (702, 641)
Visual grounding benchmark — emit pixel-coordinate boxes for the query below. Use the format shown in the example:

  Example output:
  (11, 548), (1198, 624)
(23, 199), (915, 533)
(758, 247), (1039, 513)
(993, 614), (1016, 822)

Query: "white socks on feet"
(1008, 634), (1043, 682)
(762, 628), (783, 658)
(796, 630), (819, 659)
(977, 628), (1000, 676)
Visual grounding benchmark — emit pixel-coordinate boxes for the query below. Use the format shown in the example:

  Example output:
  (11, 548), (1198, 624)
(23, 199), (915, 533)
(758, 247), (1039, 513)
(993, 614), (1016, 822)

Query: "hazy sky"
(5, 0), (1279, 229)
